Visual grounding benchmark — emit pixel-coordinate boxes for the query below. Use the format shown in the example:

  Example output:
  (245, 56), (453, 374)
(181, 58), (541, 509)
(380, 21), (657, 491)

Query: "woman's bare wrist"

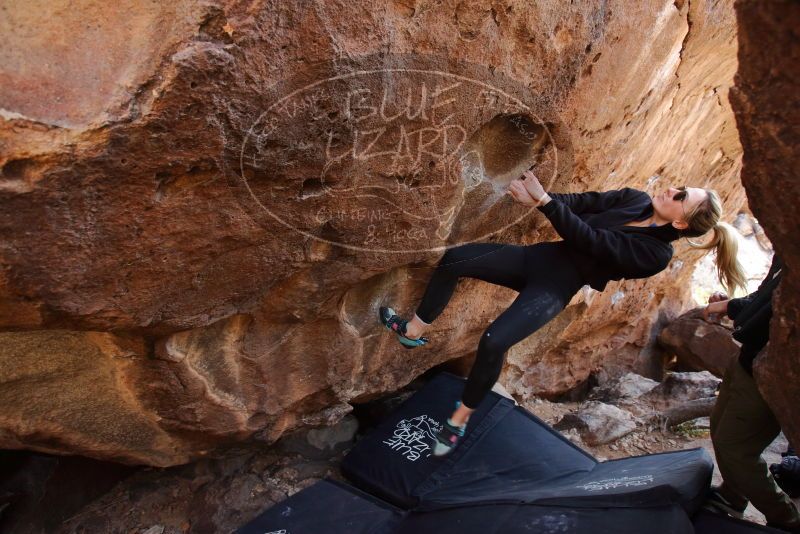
(537, 193), (552, 207)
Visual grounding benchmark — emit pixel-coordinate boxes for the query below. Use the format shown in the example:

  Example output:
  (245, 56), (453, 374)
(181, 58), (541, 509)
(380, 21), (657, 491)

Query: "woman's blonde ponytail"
(686, 221), (747, 295)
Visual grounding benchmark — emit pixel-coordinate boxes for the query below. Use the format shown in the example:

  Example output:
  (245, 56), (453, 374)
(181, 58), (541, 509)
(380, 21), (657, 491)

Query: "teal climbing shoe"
(379, 306), (429, 349)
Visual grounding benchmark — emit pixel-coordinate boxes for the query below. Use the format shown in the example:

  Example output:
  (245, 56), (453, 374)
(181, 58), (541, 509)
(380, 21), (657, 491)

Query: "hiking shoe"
(433, 419), (466, 457)
(379, 306), (429, 349)
(770, 456), (800, 498)
(703, 488), (747, 519)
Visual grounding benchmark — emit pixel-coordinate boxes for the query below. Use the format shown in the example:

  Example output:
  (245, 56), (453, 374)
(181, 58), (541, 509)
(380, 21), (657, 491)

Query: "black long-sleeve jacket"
(727, 255), (783, 373)
(536, 187), (681, 291)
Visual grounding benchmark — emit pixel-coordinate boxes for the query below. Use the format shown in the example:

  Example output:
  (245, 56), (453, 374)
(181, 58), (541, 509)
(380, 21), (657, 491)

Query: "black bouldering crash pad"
(238, 373), (782, 534)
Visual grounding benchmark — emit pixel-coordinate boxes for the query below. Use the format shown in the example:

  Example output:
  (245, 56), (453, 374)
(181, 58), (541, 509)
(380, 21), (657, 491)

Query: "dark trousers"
(711, 358), (800, 526)
(415, 241), (584, 409)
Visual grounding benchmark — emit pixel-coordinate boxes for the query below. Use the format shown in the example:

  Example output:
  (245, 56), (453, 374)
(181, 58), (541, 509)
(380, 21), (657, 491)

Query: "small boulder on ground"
(306, 414), (359, 452)
(275, 413), (359, 460)
(591, 372), (659, 402)
(555, 401), (637, 445)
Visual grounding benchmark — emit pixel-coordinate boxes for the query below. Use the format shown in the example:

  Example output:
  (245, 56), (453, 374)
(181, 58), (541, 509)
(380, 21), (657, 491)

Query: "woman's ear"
(672, 220), (689, 230)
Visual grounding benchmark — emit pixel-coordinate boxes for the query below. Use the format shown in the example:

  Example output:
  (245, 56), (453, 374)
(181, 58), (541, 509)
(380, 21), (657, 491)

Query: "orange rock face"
(0, 0), (747, 465)
(657, 308), (740, 377)
(729, 0), (800, 448)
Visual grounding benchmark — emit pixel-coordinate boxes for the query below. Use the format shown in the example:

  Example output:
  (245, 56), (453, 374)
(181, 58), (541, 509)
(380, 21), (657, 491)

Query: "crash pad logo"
(382, 414), (443, 461)
(238, 55), (557, 254)
(264, 530), (287, 534)
(577, 475), (654, 491)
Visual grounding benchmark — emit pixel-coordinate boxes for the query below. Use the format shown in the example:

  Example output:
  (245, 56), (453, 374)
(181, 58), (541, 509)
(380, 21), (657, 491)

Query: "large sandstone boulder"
(619, 371), (720, 425)
(729, 0), (800, 448)
(657, 308), (741, 376)
(638, 370), (720, 411)
(0, 330), (186, 465)
(0, 0), (747, 464)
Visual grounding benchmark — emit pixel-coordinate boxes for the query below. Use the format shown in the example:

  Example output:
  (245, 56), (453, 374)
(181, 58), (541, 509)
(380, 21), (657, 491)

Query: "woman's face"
(652, 186), (708, 229)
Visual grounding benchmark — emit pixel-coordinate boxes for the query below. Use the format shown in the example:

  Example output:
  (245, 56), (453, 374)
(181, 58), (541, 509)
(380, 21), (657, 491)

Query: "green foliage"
(673, 420), (710, 438)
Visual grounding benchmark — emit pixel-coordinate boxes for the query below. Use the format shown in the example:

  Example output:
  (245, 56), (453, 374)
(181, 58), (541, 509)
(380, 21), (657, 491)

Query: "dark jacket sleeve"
(546, 188), (644, 216)
(732, 302), (774, 347)
(537, 197), (671, 276)
(728, 255), (782, 348)
(727, 255), (783, 320)
(727, 296), (750, 321)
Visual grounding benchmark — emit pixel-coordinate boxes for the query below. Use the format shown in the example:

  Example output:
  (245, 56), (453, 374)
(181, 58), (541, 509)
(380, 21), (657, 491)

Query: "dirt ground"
(524, 394), (794, 526)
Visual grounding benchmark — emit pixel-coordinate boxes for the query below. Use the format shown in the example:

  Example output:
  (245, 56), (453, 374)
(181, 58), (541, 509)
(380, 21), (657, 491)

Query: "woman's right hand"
(521, 170), (547, 202)
(507, 179), (538, 206)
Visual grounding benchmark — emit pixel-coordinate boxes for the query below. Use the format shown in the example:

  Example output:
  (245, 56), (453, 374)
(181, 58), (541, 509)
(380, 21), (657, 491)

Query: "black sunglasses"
(673, 186), (688, 202)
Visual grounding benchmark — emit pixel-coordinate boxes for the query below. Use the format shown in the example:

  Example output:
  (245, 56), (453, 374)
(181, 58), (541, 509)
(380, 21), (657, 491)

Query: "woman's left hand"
(521, 170), (546, 202)
(708, 291), (728, 303)
(702, 299), (729, 322)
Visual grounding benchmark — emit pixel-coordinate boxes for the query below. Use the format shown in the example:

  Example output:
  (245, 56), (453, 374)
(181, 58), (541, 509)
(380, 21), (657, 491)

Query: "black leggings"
(415, 241), (585, 409)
